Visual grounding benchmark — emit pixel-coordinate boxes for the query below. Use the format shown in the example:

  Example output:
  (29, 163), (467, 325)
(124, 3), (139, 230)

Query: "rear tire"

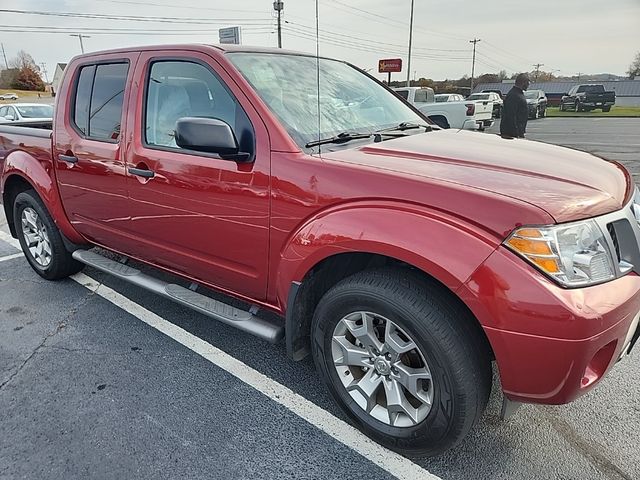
(311, 268), (492, 457)
(574, 101), (581, 112)
(603, 106), (611, 112)
(559, 103), (565, 111)
(13, 190), (84, 280)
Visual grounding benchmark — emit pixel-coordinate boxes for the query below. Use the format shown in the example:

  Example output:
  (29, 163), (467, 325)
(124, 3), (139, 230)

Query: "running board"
(72, 250), (284, 343)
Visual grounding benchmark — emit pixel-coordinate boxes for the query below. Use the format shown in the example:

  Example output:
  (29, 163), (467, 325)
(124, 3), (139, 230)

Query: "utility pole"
(406, 0), (415, 87)
(1, 43), (8, 70)
(40, 63), (49, 83)
(70, 34), (90, 54)
(576, 72), (582, 81)
(273, 1), (284, 48)
(533, 63), (544, 82)
(469, 38), (481, 92)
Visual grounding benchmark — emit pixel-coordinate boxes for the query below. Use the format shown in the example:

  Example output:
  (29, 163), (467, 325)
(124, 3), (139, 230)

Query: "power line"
(0, 8), (271, 25)
(0, 24), (273, 33)
(0, 27), (274, 36)
(282, 26), (469, 62)
(284, 21), (469, 56)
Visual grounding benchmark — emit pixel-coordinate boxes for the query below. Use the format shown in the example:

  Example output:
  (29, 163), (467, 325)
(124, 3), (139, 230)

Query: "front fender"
(275, 201), (500, 308)
(2, 150), (84, 244)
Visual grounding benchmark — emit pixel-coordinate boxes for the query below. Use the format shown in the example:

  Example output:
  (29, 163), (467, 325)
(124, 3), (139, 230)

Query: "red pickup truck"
(1, 44), (639, 457)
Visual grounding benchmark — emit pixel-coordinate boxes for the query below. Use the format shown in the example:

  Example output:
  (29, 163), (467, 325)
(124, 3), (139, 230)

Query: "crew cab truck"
(560, 84), (616, 112)
(1, 45), (640, 457)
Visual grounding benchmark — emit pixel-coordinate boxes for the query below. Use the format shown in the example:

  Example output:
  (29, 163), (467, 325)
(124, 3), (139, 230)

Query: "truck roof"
(70, 44), (322, 60)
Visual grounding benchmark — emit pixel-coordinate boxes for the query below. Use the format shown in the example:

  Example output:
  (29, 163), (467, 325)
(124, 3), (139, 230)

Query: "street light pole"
(273, 1), (284, 48)
(70, 34), (90, 54)
(406, 0), (415, 87)
(469, 38), (481, 92)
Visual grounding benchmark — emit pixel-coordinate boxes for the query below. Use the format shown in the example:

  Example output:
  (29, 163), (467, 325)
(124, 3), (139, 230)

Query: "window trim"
(69, 58), (130, 144)
(140, 56), (256, 162)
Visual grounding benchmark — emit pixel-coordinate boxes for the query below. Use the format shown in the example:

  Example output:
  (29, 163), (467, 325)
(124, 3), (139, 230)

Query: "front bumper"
(459, 246), (640, 405)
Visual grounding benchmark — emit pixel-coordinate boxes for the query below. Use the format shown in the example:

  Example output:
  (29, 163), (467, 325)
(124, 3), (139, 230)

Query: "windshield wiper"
(376, 122), (432, 133)
(305, 131), (372, 148)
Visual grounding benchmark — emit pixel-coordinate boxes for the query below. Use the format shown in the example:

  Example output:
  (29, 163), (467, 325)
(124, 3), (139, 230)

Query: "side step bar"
(72, 250), (284, 344)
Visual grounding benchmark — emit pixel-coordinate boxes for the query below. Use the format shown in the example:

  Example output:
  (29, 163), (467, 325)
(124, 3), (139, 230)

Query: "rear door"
(54, 52), (139, 245)
(122, 50), (271, 300)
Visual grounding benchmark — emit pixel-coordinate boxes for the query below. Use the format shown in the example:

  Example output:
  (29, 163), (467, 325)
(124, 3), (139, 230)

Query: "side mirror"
(174, 117), (251, 162)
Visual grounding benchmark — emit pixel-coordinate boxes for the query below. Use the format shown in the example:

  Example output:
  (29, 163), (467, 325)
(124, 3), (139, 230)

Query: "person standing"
(500, 73), (530, 138)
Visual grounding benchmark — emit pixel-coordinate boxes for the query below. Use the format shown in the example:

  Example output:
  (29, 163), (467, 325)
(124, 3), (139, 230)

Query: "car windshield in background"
(524, 91), (539, 99)
(15, 105), (53, 118)
(468, 94), (490, 101)
(227, 53), (425, 149)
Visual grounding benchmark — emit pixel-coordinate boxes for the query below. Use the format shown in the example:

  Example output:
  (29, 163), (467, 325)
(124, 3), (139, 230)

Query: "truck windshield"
(227, 52), (425, 149)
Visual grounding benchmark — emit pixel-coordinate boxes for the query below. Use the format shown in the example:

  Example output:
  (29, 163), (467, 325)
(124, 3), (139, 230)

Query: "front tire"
(311, 268), (491, 457)
(13, 190), (84, 280)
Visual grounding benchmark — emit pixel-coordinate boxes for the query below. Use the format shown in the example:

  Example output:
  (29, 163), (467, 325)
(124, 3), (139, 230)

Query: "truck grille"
(596, 199), (640, 277)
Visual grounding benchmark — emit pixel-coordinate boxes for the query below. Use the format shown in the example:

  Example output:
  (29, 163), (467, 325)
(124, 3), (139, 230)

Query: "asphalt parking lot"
(1, 117), (639, 480)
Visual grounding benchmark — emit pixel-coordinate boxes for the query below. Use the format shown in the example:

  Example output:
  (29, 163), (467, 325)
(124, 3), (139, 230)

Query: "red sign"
(378, 58), (402, 73)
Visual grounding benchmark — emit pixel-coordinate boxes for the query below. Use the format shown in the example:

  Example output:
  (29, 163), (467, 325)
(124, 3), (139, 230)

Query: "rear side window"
(72, 62), (128, 141)
(396, 90), (408, 100)
(73, 65), (95, 135)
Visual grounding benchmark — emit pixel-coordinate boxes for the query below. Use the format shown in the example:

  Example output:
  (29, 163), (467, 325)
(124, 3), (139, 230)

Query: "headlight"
(505, 220), (616, 287)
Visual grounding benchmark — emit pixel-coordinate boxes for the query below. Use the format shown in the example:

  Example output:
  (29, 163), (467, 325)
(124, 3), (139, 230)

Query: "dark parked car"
(524, 89), (547, 119)
(560, 84), (615, 112)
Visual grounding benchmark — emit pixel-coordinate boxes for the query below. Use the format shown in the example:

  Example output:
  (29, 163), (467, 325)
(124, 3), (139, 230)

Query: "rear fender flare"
(2, 150), (84, 244)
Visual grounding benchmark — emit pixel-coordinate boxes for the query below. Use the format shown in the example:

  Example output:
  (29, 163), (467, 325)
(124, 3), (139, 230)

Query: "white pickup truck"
(393, 86), (493, 131)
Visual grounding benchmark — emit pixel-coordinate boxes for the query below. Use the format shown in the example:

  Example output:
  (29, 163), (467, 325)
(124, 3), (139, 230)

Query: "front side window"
(72, 62), (128, 141)
(144, 60), (246, 150)
(228, 52), (425, 149)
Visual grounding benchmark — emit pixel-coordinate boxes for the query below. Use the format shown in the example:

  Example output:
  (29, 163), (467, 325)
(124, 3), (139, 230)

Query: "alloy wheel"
(331, 311), (433, 427)
(21, 207), (52, 267)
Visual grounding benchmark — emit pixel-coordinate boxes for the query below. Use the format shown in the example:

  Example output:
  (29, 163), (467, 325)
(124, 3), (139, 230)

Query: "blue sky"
(2, 0), (639, 82)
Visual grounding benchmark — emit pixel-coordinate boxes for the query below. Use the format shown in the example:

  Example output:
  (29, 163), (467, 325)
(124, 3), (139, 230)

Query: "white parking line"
(0, 230), (440, 480)
(0, 252), (23, 263)
(0, 230), (20, 249)
(73, 272), (441, 480)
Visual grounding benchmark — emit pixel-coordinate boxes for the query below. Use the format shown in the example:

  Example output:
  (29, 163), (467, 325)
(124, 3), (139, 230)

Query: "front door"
(54, 53), (139, 245)
(123, 51), (271, 300)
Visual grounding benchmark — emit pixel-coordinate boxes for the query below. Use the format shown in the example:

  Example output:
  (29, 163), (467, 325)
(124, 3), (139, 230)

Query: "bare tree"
(628, 51), (640, 79)
(9, 50), (39, 72)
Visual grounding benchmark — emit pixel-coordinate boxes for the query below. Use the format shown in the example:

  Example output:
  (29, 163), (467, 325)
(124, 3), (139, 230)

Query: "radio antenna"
(315, 0), (321, 154)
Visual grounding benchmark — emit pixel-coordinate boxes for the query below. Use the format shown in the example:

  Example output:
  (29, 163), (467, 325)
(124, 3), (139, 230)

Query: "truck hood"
(324, 129), (629, 223)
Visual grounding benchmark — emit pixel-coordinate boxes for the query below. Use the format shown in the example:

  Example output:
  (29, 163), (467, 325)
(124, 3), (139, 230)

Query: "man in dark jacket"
(500, 73), (530, 138)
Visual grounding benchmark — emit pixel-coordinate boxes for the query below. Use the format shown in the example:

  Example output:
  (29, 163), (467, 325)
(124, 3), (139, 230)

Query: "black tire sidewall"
(13, 190), (81, 280)
(311, 272), (488, 456)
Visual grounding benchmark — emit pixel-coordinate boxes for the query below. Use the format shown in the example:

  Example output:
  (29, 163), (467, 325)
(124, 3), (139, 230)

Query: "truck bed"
(0, 123), (53, 181)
